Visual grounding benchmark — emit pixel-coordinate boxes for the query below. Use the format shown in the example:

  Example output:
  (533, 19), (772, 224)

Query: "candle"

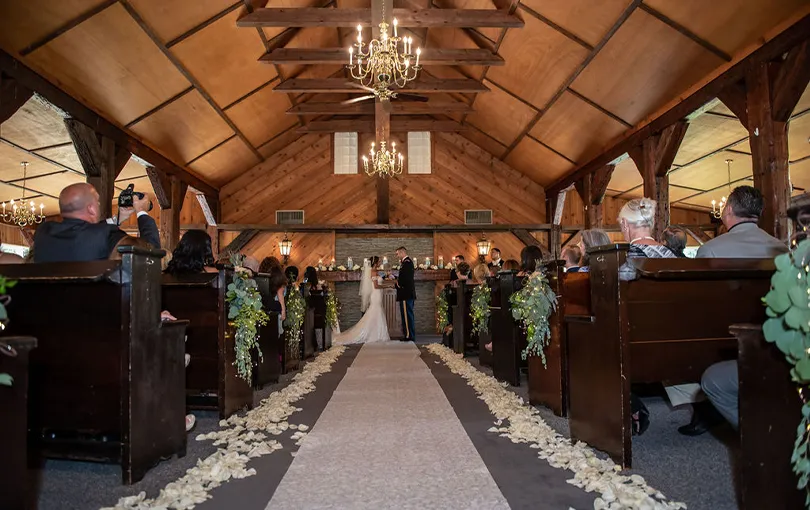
(349, 47), (353, 65)
(416, 47), (421, 67)
(425, 257), (430, 267)
(348, 257), (353, 268)
(383, 256), (388, 265)
(439, 255), (444, 268)
(393, 18), (398, 37)
(331, 258), (335, 265)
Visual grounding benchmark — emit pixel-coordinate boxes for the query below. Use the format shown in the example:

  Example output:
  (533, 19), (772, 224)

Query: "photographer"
(33, 183), (160, 263)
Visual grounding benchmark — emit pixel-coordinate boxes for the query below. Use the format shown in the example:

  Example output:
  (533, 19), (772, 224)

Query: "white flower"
(352, 264), (361, 270)
(337, 265), (347, 271)
(430, 265), (438, 270)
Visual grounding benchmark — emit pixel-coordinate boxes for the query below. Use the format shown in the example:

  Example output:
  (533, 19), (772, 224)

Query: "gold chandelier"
(362, 141), (403, 178)
(711, 159), (732, 219)
(347, 6), (422, 100)
(1, 162), (45, 227)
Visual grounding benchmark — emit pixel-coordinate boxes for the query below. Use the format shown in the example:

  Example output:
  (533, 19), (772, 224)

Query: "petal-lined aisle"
(266, 342), (510, 509)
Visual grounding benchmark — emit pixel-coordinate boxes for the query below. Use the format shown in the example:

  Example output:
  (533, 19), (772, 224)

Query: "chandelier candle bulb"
(416, 47), (421, 67)
(393, 18), (398, 37)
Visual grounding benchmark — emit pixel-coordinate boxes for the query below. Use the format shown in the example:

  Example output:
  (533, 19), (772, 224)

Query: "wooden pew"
(565, 244), (774, 467)
(491, 271), (526, 386)
(452, 280), (476, 355)
(162, 270), (253, 419)
(254, 274), (282, 389)
(2, 247), (187, 484)
(478, 275), (500, 367)
(0, 336), (37, 510)
(733, 324), (804, 510)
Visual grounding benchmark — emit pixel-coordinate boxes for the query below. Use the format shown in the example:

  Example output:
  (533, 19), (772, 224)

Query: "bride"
(333, 256), (393, 345)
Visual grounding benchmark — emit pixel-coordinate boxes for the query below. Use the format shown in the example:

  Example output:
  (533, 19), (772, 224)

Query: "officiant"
(395, 246), (416, 342)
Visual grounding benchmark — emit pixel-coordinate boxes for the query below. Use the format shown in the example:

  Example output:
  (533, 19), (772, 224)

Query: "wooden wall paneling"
(570, 9), (725, 125)
(0, 223), (30, 247)
(257, 126), (303, 159)
(434, 232), (526, 268)
(24, 3), (190, 126)
(240, 231), (336, 272)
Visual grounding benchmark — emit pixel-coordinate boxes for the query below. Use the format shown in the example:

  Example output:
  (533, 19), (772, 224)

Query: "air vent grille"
(276, 210), (305, 225)
(465, 210), (492, 225)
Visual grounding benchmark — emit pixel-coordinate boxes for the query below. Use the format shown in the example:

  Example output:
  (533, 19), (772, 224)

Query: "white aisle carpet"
(266, 342), (510, 509)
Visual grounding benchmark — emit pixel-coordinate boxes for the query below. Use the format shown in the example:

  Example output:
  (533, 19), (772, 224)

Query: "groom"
(395, 246), (416, 342)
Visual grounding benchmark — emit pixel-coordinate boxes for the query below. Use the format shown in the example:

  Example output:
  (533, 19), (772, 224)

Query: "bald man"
(33, 183), (160, 263)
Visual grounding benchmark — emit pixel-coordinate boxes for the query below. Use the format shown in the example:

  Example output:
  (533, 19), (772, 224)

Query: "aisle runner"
(266, 342), (510, 509)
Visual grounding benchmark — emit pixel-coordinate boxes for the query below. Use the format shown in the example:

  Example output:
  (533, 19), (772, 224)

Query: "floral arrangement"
(226, 254), (269, 383)
(509, 269), (558, 365)
(470, 282), (491, 336)
(436, 289), (449, 333)
(283, 280), (306, 357)
(0, 275), (18, 387)
(325, 289), (340, 330)
(763, 239), (810, 503)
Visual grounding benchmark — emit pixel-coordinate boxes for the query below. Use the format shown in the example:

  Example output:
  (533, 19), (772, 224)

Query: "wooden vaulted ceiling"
(0, 0), (808, 216)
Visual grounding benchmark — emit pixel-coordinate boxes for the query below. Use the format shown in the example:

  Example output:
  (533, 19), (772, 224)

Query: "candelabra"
(347, 8), (422, 99)
(1, 162), (45, 227)
(362, 141), (403, 178)
(711, 159), (733, 219)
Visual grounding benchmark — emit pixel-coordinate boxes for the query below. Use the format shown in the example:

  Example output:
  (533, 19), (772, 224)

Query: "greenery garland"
(509, 269), (558, 365)
(226, 254), (269, 383)
(283, 280), (306, 358)
(0, 275), (17, 387)
(325, 289), (340, 330)
(436, 289), (449, 333)
(763, 239), (810, 503)
(471, 282), (491, 335)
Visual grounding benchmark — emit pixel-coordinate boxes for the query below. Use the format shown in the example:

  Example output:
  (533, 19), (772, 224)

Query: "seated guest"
(164, 230), (217, 275)
(561, 246), (582, 272)
(577, 229), (611, 272)
(449, 254), (465, 281)
(502, 259), (520, 271)
(662, 226), (688, 257)
(682, 187), (788, 436)
(452, 261), (471, 287)
(34, 183), (158, 263)
(301, 265), (324, 296)
(697, 185), (788, 258)
(517, 245), (545, 277)
(617, 198), (675, 281)
(260, 257), (287, 325)
(471, 263), (489, 284)
(285, 265), (300, 286)
(488, 248), (503, 269)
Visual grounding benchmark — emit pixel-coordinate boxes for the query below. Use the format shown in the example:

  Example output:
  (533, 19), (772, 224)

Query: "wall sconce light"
(279, 233), (292, 264)
(476, 234), (491, 263)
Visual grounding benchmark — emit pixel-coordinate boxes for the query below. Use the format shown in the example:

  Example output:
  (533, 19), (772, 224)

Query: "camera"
(118, 184), (153, 211)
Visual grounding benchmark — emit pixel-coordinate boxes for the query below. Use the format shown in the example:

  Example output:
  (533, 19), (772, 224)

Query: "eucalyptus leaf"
(0, 373), (12, 386)
(775, 252), (795, 272)
(766, 288), (792, 314)
(790, 286), (810, 308)
(793, 357), (810, 383)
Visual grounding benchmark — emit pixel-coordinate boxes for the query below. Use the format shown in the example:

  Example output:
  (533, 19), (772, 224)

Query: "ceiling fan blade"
(396, 93), (429, 103)
(341, 95), (375, 105)
(345, 82), (375, 93)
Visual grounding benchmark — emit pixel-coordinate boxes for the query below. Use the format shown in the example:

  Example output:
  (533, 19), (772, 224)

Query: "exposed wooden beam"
(238, 8), (524, 28)
(638, 3), (731, 62)
(0, 75), (33, 124)
(146, 166), (171, 209)
(717, 81), (750, 129)
(0, 50), (218, 197)
(287, 102), (474, 115)
(65, 118), (131, 219)
(159, 176), (188, 256)
(195, 192), (220, 226)
(547, 13), (810, 194)
(274, 78), (489, 94)
(218, 224), (557, 233)
(296, 119), (466, 133)
(221, 229), (260, 254)
(261, 48), (504, 66)
(682, 225), (712, 244)
(772, 40), (810, 122)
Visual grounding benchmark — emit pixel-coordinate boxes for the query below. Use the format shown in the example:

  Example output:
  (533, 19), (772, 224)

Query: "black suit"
(488, 259), (504, 270)
(34, 214), (160, 263)
(397, 257), (416, 341)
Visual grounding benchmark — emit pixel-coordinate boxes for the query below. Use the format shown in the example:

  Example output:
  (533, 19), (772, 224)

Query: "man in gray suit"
(696, 185), (788, 258)
(680, 185), (787, 436)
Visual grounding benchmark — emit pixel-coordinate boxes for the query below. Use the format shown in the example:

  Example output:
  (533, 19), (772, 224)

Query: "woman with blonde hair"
(471, 263), (489, 284)
(577, 229), (611, 272)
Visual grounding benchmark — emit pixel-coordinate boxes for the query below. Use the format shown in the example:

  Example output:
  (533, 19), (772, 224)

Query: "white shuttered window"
(334, 132), (358, 174)
(407, 132), (431, 174)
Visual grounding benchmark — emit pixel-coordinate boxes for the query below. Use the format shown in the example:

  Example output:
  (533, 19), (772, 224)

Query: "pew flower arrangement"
(436, 290), (449, 333)
(509, 269), (558, 366)
(325, 289), (340, 330)
(763, 239), (810, 502)
(283, 280), (306, 357)
(470, 282), (491, 335)
(226, 254), (269, 383)
(0, 275), (17, 387)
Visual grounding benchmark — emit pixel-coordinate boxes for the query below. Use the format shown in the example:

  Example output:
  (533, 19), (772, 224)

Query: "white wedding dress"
(333, 262), (391, 345)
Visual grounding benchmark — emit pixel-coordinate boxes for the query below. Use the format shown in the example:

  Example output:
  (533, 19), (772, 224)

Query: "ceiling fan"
(341, 82), (428, 112)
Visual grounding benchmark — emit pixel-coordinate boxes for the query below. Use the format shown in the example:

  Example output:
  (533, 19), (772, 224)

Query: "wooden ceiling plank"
(274, 78), (489, 93)
(222, 77), (280, 110)
(501, 0), (642, 159)
(0, 76), (33, 124)
(124, 86), (194, 128)
(296, 119), (467, 132)
(287, 102), (473, 115)
(638, 3), (732, 63)
(237, 8), (524, 28)
(19, 0), (118, 57)
(185, 134), (238, 166)
(517, 4), (593, 51)
(261, 48), (504, 66)
(566, 88), (632, 128)
(118, 0), (263, 163)
(0, 137), (84, 177)
(165, 1), (243, 48)
(0, 50), (217, 197)
(547, 13), (810, 194)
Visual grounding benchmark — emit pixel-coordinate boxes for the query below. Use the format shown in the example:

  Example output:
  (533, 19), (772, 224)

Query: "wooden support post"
(373, 0), (392, 225)
(160, 177), (187, 257)
(195, 192), (220, 226)
(628, 122), (688, 240)
(575, 165), (615, 230)
(65, 119), (131, 219)
(721, 41), (810, 240)
(546, 190), (566, 259)
(0, 75), (32, 124)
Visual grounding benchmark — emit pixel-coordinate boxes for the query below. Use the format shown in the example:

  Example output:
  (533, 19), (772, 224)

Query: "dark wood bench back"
(162, 270), (253, 418)
(452, 280), (476, 355)
(492, 271), (526, 386)
(1, 248), (187, 484)
(253, 274), (281, 388)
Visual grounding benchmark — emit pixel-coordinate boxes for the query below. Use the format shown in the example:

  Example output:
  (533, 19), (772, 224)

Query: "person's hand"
(161, 310), (177, 321)
(133, 193), (151, 214)
(117, 206), (135, 223)
(281, 311), (287, 321)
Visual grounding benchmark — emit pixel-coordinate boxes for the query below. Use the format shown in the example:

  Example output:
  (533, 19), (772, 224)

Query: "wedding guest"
(561, 246), (582, 272)
(502, 259), (520, 271)
(164, 230), (217, 275)
(577, 229), (611, 272)
(472, 263), (489, 284)
(662, 226), (688, 258)
(518, 245), (545, 276)
(262, 256), (287, 323)
(452, 261), (471, 287)
(259, 256), (281, 274)
(488, 248), (503, 269)
(449, 254), (465, 281)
